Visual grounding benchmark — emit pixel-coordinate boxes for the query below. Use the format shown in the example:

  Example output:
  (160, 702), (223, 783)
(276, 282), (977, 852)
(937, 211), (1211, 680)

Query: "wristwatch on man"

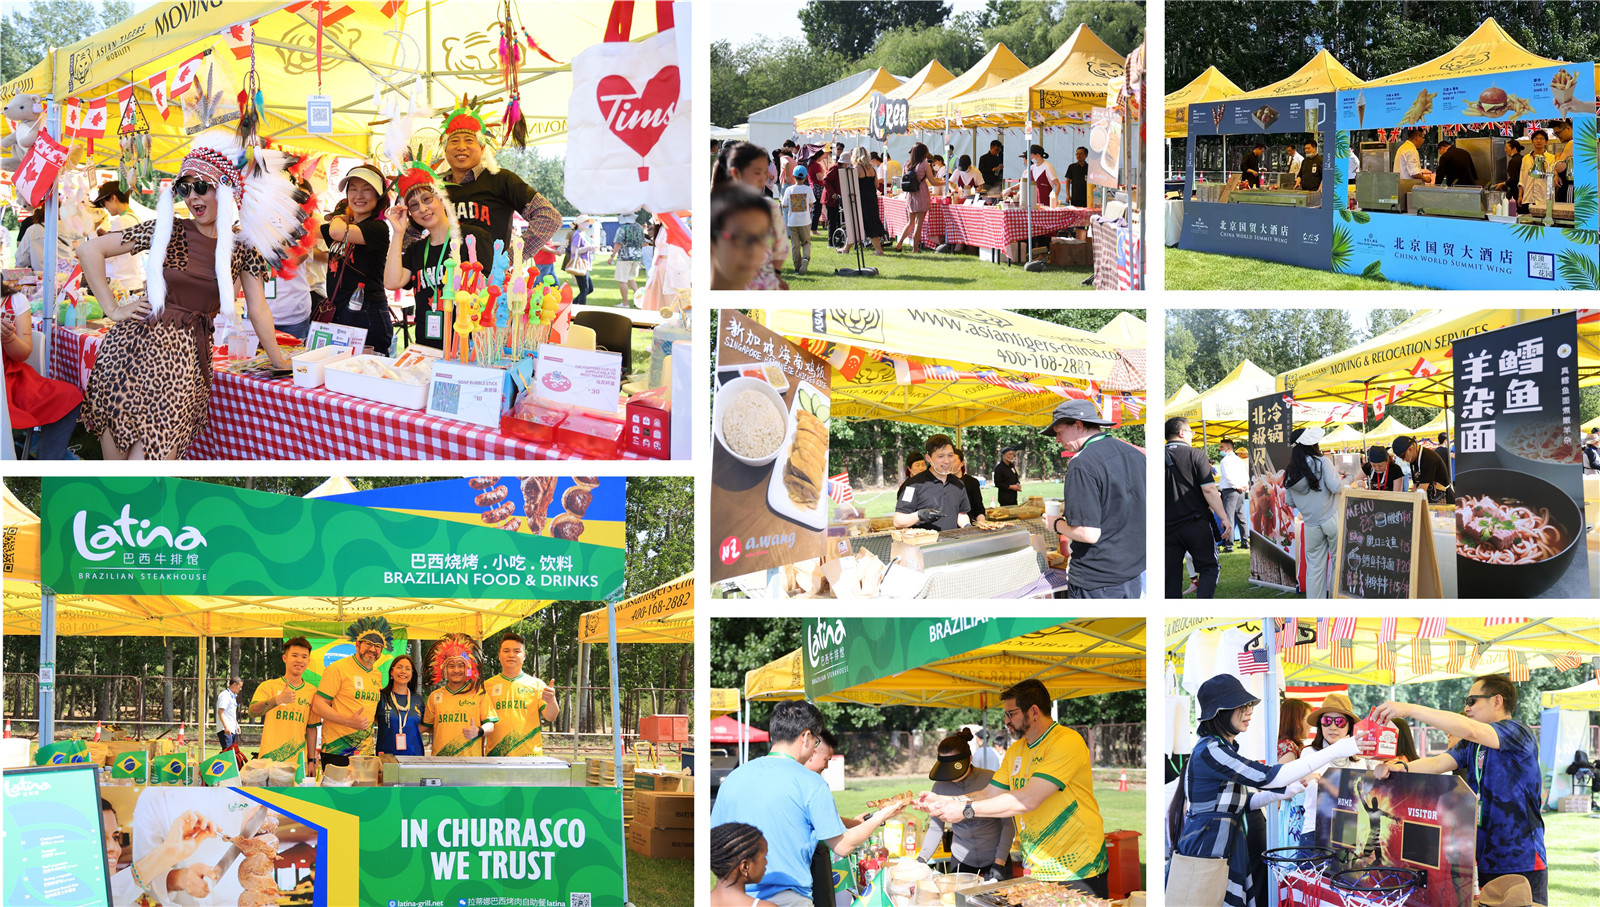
(962, 800), (976, 820)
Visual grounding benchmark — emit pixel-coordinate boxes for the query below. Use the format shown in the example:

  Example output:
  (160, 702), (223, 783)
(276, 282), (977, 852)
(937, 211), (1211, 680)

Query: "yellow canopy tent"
(792, 67), (901, 135)
(745, 618), (1144, 709)
(1165, 65), (1244, 138)
(1585, 415), (1600, 432)
(577, 573), (692, 645)
(949, 24), (1125, 126)
(1096, 311), (1147, 346)
(1168, 359), (1276, 444)
(1317, 423), (1367, 450)
(1166, 383), (1199, 410)
(1, 1), (648, 170)
(708, 689), (741, 719)
(1278, 310), (1600, 407)
(1231, 49), (1367, 100)
(833, 60), (955, 135)
(1360, 415), (1417, 447)
(1360, 18), (1569, 87)
(1542, 679), (1600, 710)
(906, 43), (1031, 130)
(3, 485), (41, 584)
(1167, 617), (1600, 687)
(1412, 410), (1454, 439)
(763, 308), (1145, 428)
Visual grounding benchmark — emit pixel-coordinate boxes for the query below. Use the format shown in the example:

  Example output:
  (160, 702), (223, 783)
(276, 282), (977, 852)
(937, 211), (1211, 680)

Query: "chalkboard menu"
(1333, 487), (1440, 598)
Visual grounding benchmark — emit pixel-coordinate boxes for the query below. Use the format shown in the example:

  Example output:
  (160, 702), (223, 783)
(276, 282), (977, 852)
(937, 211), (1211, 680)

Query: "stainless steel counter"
(379, 755), (572, 786)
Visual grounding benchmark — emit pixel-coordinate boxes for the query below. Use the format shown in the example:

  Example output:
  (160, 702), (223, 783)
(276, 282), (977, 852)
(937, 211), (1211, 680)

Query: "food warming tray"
(893, 525), (1033, 572)
(957, 876), (1105, 906)
(379, 755), (571, 787)
(1228, 189), (1314, 207)
(1409, 185), (1486, 219)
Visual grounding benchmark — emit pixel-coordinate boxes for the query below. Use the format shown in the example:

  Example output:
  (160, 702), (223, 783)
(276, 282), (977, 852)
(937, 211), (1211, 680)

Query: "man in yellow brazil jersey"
(423, 633), (497, 757)
(248, 636), (320, 773)
(917, 678), (1109, 898)
(484, 632), (561, 757)
(311, 616), (391, 772)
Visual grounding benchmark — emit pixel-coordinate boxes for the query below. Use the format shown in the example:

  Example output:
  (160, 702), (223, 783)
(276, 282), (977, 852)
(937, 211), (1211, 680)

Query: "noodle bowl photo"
(1453, 468), (1583, 599)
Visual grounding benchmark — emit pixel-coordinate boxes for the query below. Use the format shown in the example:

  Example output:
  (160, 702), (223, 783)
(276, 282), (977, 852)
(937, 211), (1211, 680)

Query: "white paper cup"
(1044, 500), (1063, 520)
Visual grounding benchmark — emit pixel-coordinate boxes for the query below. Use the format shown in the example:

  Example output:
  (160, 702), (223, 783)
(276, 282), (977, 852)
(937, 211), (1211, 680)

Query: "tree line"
(711, 0), (1147, 129)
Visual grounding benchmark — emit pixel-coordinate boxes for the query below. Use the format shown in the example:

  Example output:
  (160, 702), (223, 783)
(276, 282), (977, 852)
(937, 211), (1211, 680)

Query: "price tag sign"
(307, 95), (333, 134)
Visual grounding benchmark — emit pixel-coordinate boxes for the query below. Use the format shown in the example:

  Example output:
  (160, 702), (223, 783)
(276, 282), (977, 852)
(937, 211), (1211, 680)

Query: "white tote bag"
(564, 1), (689, 214)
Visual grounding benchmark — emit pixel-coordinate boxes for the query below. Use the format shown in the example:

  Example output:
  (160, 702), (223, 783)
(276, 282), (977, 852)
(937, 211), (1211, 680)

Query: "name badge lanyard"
(389, 690), (414, 752)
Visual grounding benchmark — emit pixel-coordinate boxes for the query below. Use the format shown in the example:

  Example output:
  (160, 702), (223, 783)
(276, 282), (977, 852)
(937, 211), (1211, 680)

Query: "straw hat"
(1478, 875), (1545, 907)
(1307, 692), (1358, 729)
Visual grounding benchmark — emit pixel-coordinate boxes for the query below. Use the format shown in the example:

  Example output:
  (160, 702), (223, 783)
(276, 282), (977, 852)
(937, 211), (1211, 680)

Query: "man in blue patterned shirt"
(1373, 674), (1546, 904)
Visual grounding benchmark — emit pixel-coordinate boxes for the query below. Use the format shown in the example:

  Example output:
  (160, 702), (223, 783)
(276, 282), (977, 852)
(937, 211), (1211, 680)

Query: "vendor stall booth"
(2, 475), (650, 906)
(1331, 19), (1598, 290)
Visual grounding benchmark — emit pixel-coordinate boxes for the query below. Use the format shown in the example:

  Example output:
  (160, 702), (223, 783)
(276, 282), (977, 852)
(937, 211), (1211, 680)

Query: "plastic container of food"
(323, 355), (429, 409)
(292, 345), (355, 388)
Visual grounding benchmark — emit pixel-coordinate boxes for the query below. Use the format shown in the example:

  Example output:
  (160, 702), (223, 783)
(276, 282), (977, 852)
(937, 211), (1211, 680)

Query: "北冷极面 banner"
(40, 477), (626, 599)
(711, 311), (834, 582)
(803, 616), (1064, 700)
(1331, 64), (1597, 290)
(1452, 312), (1589, 598)
(1248, 393), (1298, 591)
(1179, 92), (1338, 271)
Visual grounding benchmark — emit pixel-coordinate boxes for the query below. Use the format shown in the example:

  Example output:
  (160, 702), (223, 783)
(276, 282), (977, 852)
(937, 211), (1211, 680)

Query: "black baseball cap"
(1039, 399), (1113, 435)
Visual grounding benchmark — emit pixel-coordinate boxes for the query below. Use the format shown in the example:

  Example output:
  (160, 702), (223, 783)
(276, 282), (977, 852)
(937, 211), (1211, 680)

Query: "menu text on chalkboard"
(1333, 488), (1440, 598)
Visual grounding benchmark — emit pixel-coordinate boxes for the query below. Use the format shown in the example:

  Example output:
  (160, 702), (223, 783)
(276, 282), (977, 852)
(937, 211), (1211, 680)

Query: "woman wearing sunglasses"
(77, 131), (297, 460)
(382, 159), (460, 351)
(1168, 675), (1358, 907)
(1283, 692), (1366, 848)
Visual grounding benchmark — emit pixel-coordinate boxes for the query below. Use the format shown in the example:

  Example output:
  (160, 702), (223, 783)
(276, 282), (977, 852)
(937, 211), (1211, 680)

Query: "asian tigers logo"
(823, 309), (884, 342)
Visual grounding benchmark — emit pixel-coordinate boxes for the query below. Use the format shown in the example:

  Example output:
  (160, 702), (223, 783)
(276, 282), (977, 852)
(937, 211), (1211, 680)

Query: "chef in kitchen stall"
(1434, 138), (1478, 188)
(1394, 128), (1435, 186)
(894, 434), (993, 532)
(1294, 140), (1323, 192)
(1239, 142), (1265, 188)
(1519, 129), (1554, 209)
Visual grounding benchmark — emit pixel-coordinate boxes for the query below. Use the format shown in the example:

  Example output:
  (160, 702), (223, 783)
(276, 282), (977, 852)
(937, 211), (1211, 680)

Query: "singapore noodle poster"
(1311, 768), (1477, 907)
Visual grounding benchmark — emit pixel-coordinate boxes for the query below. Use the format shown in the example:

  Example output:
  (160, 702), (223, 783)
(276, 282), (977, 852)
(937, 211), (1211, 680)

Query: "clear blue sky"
(705, 1), (989, 46)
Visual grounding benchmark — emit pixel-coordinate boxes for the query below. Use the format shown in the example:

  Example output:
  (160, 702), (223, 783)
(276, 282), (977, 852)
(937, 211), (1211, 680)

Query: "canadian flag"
(63, 98), (83, 136)
(172, 53), (205, 99)
(14, 128), (68, 207)
(150, 70), (170, 120)
(80, 98), (108, 138)
(1410, 356), (1440, 378)
(224, 22), (254, 60)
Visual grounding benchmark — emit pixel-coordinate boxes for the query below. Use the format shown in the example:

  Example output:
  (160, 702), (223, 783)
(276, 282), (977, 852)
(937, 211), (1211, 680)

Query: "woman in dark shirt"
(1361, 444), (1402, 491)
(323, 164), (393, 355)
(375, 655), (424, 756)
(1502, 140), (1524, 213)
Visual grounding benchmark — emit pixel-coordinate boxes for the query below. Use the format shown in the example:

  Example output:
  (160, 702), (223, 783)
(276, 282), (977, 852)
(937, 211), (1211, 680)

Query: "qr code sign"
(1527, 251), (1555, 281)
(571, 895), (592, 907)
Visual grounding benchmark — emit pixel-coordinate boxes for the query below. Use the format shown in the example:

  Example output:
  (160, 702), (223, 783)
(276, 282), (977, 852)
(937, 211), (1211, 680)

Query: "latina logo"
(72, 505), (208, 562)
(806, 618), (847, 667)
(4, 778), (50, 798)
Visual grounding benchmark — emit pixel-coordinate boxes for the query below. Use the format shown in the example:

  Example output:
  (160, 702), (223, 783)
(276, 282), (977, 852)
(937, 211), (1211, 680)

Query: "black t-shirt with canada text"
(400, 239), (456, 350)
(443, 169), (535, 259)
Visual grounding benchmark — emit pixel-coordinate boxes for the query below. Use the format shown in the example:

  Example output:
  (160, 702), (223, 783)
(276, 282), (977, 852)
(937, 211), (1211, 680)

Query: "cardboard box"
(639, 714), (689, 745)
(626, 824), (692, 860)
(1050, 237), (1091, 267)
(634, 769), (685, 792)
(632, 790), (693, 829)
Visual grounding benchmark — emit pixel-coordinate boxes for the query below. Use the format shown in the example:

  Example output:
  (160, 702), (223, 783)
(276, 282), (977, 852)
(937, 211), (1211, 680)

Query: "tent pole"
(38, 588), (56, 743)
(38, 87), (63, 407)
(1264, 620), (1281, 901)
(575, 642), (588, 762)
(606, 601), (629, 903)
(198, 632), (208, 777)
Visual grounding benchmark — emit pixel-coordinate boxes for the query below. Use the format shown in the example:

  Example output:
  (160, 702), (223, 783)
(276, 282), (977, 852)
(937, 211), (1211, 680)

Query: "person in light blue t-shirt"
(709, 700), (905, 907)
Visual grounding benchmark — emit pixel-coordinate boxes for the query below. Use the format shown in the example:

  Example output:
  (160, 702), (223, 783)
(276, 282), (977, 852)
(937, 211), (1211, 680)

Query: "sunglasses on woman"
(1319, 715), (1349, 729)
(173, 178), (215, 200)
(405, 190), (437, 212)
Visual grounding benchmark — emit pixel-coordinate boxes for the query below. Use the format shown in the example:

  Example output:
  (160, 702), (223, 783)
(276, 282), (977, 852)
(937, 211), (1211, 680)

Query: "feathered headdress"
(345, 616), (396, 649)
(440, 96), (498, 174)
(428, 633), (481, 686)
(392, 149), (462, 256)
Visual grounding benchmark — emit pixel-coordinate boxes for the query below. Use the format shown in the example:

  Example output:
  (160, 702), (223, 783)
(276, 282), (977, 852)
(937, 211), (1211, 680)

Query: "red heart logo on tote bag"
(596, 66), (680, 158)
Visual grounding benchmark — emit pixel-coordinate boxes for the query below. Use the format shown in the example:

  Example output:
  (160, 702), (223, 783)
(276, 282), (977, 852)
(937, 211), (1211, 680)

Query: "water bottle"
(647, 312), (690, 387)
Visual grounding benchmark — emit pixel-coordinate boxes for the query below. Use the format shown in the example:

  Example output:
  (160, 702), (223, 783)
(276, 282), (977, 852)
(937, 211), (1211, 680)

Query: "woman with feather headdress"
(422, 634), (498, 758)
(75, 128), (312, 460)
(382, 155), (461, 350)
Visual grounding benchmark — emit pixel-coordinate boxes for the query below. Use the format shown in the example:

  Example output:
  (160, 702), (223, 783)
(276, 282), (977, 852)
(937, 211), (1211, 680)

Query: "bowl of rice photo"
(714, 376), (792, 467)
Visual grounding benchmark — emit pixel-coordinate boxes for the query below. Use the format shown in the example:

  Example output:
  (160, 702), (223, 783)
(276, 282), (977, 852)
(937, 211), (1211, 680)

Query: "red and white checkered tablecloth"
(877, 195), (1097, 253)
(44, 324), (643, 461)
(45, 324), (106, 393)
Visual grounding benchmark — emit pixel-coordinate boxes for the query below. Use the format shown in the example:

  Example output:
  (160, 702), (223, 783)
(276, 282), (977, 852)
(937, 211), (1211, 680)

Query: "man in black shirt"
(1063, 146), (1090, 208)
(1393, 435), (1454, 503)
(1240, 142), (1265, 188)
(1042, 401), (1146, 598)
(992, 447), (1022, 506)
(1165, 417), (1231, 599)
(954, 448), (985, 516)
(1296, 140), (1324, 193)
(978, 140), (1004, 195)
(895, 435), (991, 532)
(438, 98), (562, 263)
(1434, 139), (1479, 187)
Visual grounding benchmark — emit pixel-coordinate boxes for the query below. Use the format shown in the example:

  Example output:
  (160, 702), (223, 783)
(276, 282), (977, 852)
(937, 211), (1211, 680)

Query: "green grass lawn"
(1165, 248), (1419, 291)
(1172, 545), (1299, 599)
(627, 852), (693, 907)
(1543, 810), (1600, 907)
(830, 774), (1147, 886)
(852, 480), (1061, 520)
(781, 227), (1097, 291)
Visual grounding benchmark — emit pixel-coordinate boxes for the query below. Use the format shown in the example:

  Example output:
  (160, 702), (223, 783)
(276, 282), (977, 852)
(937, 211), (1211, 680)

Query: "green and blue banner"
(40, 477), (626, 599)
(803, 617), (1064, 700)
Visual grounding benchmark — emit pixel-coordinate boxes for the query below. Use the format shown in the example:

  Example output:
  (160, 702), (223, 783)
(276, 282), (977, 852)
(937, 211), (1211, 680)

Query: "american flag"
(1417, 617), (1445, 639)
(1285, 643), (1311, 666)
(1332, 638), (1354, 670)
(1332, 618), (1356, 641)
(1470, 643), (1487, 670)
(1508, 649), (1529, 683)
(1376, 639), (1395, 674)
(1483, 618), (1527, 627)
(827, 473), (855, 506)
(1377, 618), (1396, 644)
(1238, 649), (1270, 675)
(1553, 651), (1582, 671)
(1317, 618), (1330, 650)
(1446, 640), (1466, 674)
(1410, 638), (1433, 676)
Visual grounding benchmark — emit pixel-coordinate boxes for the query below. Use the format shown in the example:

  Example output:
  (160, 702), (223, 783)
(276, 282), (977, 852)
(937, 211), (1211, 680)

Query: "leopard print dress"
(83, 219), (270, 458)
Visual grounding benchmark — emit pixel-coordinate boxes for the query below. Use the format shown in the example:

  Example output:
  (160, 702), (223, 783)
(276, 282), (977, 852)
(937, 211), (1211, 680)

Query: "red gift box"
(1354, 708), (1398, 759)
(556, 408), (623, 459)
(624, 389), (671, 459)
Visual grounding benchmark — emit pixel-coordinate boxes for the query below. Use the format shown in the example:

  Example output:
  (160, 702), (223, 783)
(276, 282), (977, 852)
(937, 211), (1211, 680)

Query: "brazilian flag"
(202, 752), (241, 786)
(852, 875), (895, 907)
(112, 750), (148, 782)
(33, 739), (89, 766)
(831, 852), (855, 897)
(155, 752), (189, 785)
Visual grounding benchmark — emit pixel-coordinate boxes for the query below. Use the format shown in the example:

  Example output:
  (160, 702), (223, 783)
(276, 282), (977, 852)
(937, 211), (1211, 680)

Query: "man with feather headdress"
(422, 633), (498, 757)
(436, 97), (563, 260)
(311, 616), (393, 768)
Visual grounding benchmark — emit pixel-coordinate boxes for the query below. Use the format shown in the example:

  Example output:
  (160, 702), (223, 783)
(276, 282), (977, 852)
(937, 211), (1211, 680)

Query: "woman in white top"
(1287, 693), (1366, 847)
(1519, 130), (1553, 208)
(946, 154), (980, 200)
